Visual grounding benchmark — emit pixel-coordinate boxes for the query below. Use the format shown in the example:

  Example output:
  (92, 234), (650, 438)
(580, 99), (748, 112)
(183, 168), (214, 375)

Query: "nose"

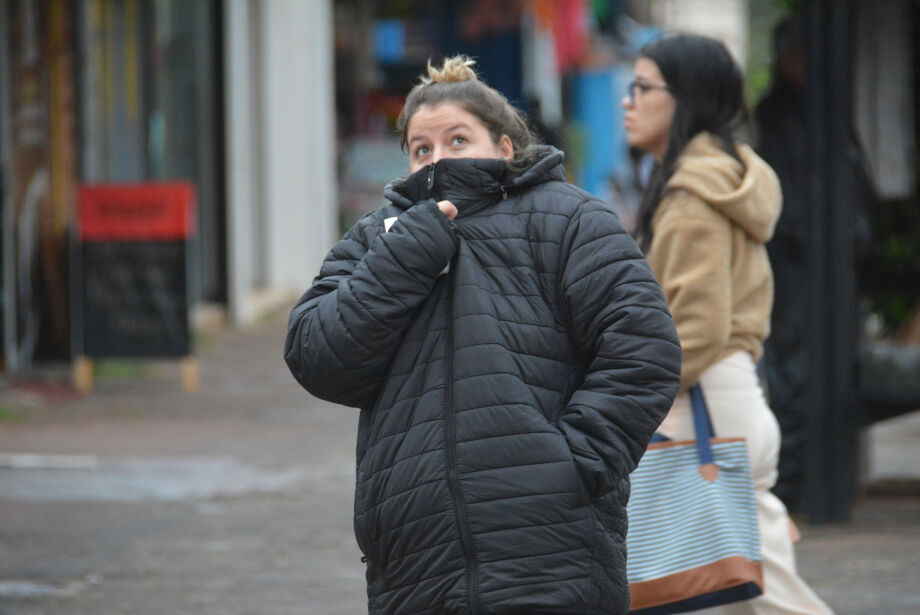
(621, 95), (633, 110)
(430, 147), (443, 164)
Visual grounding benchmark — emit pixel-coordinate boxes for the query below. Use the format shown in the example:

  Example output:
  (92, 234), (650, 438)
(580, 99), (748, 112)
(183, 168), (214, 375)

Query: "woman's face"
(622, 57), (676, 160)
(406, 102), (513, 173)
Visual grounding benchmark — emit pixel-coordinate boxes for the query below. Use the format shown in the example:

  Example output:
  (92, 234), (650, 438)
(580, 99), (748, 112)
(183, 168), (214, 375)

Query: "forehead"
(407, 103), (484, 138)
(634, 57), (665, 82)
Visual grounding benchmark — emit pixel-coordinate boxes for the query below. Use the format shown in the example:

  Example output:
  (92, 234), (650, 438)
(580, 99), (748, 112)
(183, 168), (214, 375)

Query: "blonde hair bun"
(422, 55), (479, 85)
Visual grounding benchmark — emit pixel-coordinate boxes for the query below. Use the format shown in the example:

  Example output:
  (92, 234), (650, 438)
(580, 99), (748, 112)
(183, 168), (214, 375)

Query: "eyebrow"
(444, 123), (472, 133)
(408, 123), (472, 146)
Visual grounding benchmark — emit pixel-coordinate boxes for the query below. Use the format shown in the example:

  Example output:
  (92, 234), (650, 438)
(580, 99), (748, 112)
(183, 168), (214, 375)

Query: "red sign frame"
(78, 182), (197, 241)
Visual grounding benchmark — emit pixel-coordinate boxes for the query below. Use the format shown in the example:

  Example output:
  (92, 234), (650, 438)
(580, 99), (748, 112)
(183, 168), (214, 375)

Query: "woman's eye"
(414, 146), (430, 158)
(636, 83), (651, 93)
(451, 136), (468, 146)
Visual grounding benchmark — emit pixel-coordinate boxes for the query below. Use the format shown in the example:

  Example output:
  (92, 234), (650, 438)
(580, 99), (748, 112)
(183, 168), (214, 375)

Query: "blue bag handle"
(650, 385), (717, 469)
(689, 385), (715, 467)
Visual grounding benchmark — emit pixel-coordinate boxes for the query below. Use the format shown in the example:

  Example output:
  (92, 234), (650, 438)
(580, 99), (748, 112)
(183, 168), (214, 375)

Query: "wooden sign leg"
(73, 356), (94, 395)
(180, 356), (200, 394)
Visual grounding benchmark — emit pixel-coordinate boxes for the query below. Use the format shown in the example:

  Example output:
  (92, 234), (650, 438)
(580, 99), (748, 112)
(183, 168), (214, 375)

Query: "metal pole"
(803, 0), (858, 523)
(803, 0), (827, 524)
(0, 2), (18, 373)
(825, 1), (859, 523)
(71, 0), (87, 360)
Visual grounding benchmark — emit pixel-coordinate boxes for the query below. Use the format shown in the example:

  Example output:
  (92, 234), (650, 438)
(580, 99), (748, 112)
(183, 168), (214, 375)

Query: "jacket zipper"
(445, 271), (480, 615)
(438, 169), (480, 615)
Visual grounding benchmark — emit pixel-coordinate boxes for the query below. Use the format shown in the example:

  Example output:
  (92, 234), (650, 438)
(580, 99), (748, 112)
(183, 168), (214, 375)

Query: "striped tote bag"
(626, 385), (763, 614)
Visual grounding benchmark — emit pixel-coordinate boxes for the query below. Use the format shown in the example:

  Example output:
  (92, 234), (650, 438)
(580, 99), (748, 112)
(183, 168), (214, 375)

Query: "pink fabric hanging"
(552, 0), (587, 71)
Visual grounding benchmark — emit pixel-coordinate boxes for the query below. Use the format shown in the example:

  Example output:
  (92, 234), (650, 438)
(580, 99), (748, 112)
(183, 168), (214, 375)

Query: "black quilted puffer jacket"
(285, 147), (681, 614)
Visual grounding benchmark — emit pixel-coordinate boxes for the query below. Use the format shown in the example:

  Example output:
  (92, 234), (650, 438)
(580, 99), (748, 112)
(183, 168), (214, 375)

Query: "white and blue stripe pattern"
(626, 440), (761, 582)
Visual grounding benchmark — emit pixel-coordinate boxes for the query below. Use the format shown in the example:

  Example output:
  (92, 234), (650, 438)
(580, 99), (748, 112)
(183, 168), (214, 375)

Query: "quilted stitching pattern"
(285, 148), (681, 614)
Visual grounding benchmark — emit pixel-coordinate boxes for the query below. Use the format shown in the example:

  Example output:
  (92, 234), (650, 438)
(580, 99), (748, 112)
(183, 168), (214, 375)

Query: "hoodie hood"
(666, 133), (781, 243)
(384, 146), (566, 216)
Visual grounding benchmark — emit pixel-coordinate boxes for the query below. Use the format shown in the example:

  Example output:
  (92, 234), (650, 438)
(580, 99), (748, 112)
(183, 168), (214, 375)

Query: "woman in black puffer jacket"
(285, 56), (681, 615)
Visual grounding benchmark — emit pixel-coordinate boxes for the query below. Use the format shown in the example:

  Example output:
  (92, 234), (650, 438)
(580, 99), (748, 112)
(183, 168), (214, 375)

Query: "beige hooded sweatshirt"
(645, 132), (782, 391)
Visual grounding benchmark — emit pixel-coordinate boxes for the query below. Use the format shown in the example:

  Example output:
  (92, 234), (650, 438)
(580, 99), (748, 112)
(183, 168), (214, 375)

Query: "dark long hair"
(634, 33), (748, 251)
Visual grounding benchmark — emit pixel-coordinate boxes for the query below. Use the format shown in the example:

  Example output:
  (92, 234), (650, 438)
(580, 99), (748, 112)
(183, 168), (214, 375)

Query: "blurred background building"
(0, 0), (917, 522)
(1, 0), (336, 365)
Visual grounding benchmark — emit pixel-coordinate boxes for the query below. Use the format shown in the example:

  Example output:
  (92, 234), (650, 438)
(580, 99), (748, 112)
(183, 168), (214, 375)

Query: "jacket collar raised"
(384, 146), (566, 216)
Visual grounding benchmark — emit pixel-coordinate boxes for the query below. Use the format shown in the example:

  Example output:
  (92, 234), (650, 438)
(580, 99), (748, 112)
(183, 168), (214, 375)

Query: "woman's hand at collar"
(437, 200), (458, 220)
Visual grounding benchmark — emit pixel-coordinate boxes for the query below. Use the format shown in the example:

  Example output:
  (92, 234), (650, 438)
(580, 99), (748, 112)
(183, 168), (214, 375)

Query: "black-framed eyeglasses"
(626, 80), (671, 103)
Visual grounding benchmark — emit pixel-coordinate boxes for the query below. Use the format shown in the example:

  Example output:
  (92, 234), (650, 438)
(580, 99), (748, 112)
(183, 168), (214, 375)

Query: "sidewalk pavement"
(0, 309), (917, 615)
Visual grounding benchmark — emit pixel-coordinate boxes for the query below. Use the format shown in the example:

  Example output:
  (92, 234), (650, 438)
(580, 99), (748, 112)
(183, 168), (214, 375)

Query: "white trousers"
(657, 352), (834, 615)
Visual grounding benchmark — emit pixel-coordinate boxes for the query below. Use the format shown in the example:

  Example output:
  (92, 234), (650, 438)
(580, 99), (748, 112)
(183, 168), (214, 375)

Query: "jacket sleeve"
(556, 202), (682, 497)
(646, 194), (732, 390)
(284, 200), (459, 408)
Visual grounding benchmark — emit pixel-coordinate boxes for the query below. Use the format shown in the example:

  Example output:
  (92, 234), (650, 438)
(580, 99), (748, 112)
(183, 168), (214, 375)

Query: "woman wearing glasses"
(623, 33), (833, 614)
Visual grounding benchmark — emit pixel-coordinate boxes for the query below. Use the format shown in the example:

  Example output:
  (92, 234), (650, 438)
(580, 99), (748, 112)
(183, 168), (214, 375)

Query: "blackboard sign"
(74, 183), (196, 359)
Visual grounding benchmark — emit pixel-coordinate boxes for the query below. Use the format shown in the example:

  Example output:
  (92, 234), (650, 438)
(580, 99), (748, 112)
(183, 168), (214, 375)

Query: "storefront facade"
(0, 0), (337, 370)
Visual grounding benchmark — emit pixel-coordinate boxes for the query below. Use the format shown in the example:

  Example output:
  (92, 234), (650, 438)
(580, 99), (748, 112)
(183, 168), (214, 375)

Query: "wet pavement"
(0, 309), (917, 614)
(0, 454), (305, 502)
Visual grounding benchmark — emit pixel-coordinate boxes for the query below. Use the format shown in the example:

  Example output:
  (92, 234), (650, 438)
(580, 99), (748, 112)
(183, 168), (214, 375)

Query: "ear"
(498, 134), (514, 162)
